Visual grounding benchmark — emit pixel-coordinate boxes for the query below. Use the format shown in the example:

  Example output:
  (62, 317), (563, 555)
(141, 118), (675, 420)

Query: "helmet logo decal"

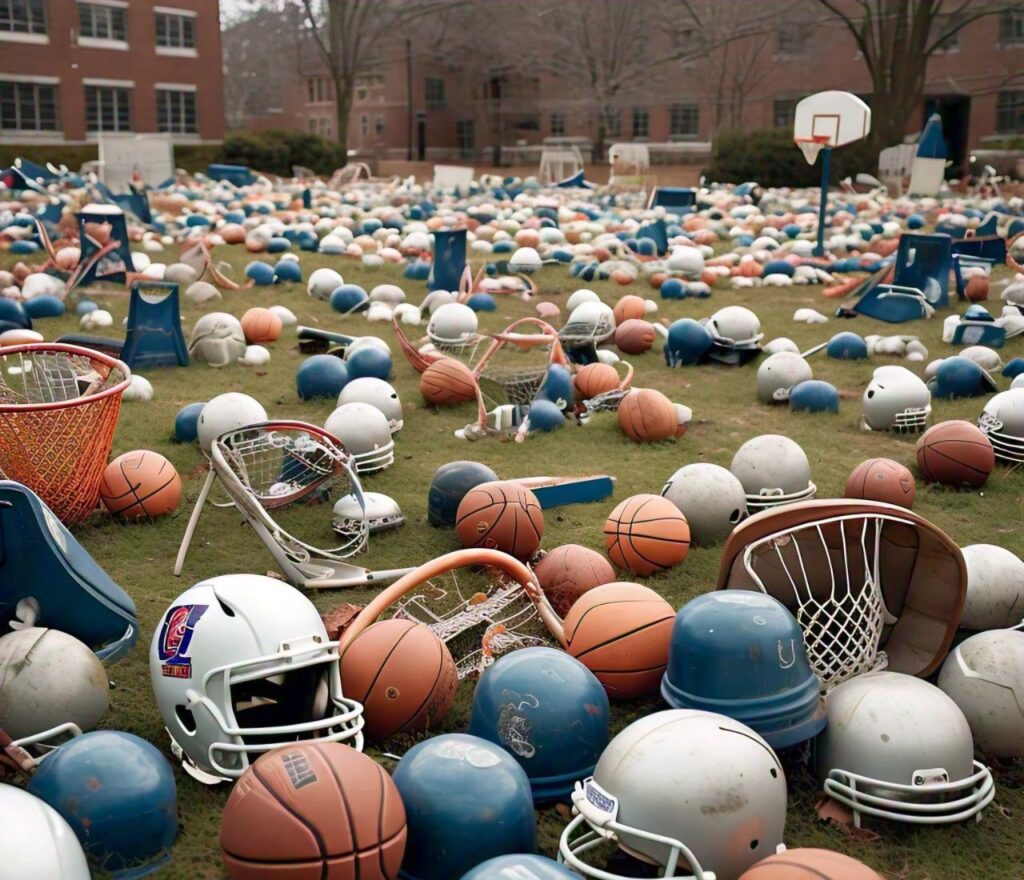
(777, 639), (797, 669)
(281, 751), (318, 790)
(157, 604), (209, 678)
(497, 690), (540, 759)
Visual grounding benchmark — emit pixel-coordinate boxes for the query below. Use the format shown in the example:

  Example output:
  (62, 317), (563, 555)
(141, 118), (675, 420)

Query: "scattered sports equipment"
(420, 357), (479, 405)
(959, 544), (1024, 630)
(929, 355), (996, 399)
(239, 307), (282, 343)
(307, 267), (343, 300)
(664, 317), (714, 366)
(428, 460), (500, 527)
(915, 420), (995, 488)
(196, 392), (267, 453)
(347, 344), (393, 380)
(617, 387), (678, 442)
(100, 450), (181, 518)
(603, 493), (690, 575)
(392, 734), (536, 880)
(324, 402), (396, 473)
(339, 619), (458, 741)
(188, 312), (247, 367)
(219, 743), (406, 880)
(661, 463), (747, 545)
(573, 361), (620, 399)
(173, 401), (206, 442)
(614, 318), (655, 354)
(826, 331), (869, 359)
(862, 365), (931, 432)
(978, 387), (1024, 463)
(562, 582), (675, 698)
(844, 457), (916, 508)
(338, 377), (403, 431)
(121, 280), (190, 369)
(756, 351), (812, 404)
(533, 544), (616, 616)
(459, 854), (577, 880)
(333, 490), (405, 535)
(455, 481), (544, 559)
(428, 301), (478, 347)
(789, 379), (840, 414)
(297, 354), (350, 400)
(731, 434), (816, 512)
(739, 849), (884, 879)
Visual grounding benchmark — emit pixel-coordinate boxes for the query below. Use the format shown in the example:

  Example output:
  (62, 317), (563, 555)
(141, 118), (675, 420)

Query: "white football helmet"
(427, 302), (478, 345)
(307, 267), (343, 300)
(862, 365), (931, 432)
(756, 351), (813, 404)
(332, 491), (405, 536)
(188, 312), (247, 367)
(337, 377), (404, 432)
(978, 388), (1024, 463)
(661, 463), (747, 545)
(196, 392), (268, 453)
(815, 672), (994, 826)
(560, 710), (787, 880)
(730, 435), (816, 512)
(938, 628), (1024, 759)
(324, 402), (395, 472)
(706, 305), (763, 348)
(0, 785), (90, 880)
(565, 301), (615, 342)
(960, 544), (1024, 630)
(149, 574), (364, 783)
(566, 289), (601, 311)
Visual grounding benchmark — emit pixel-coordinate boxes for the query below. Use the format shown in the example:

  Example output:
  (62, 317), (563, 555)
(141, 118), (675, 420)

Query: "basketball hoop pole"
(814, 146), (831, 258)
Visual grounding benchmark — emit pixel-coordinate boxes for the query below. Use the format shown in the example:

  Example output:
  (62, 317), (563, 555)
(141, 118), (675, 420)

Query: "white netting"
(797, 139), (826, 165)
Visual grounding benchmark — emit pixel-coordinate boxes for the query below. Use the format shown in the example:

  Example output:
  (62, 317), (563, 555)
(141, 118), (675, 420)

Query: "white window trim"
(0, 32), (49, 44)
(81, 0), (129, 7)
(154, 5), (197, 16)
(0, 131), (66, 144)
(155, 46), (197, 58)
(0, 73), (59, 84)
(155, 82), (197, 92)
(83, 77), (134, 87)
(77, 36), (129, 50)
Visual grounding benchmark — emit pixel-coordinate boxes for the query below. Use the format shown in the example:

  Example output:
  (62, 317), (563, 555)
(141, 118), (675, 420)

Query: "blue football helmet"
(27, 731), (178, 878)
(428, 461), (500, 527)
(928, 356), (997, 399)
(460, 854), (578, 879)
(664, 318), (713, 366)
(392, 734), (537, 879)
(826, 331), (869, 360)
(536, 364), (574, 409)
(468, 646), (610, 802)
(790, 379), (840, 414)
(661, 592), (825, 748)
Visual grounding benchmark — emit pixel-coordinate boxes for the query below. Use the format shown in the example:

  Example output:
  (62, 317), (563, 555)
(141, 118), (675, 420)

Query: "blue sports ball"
(185, 214), (210, 227)
(528, 399), (566, 432)
(0, 297), (33, 331)
(273, 260), (302, 283)
(1002, 357), (1024, 379)
(762, 259), (794, 277)
(346, 346), (392, 381)
(428, 461), (499, 527)
(660, 277), (687, 300)
(403, 259), (431, 281)
(24, 295), (65, 318)
(789, 379), (840, 413)
(826, 331), (869, 360)
(244, 261), (275, 286)
(492, 240), (514, 254)
(9, 240), (40, 254)
(467, 292), (497, 312)
(537, 364), (573, 408)
(634, 237), (657, 257)
(174, 401), (206, 442)
(298, 230), (319, 251)
(664, 318), (713, 366)
(330, 284), (368, 313)
(296, 355), (349, 400)
(75, 299), (99, 315)
(266, 236), (291, 253)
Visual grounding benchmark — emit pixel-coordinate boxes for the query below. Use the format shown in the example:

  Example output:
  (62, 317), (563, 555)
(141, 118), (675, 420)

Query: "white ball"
(307, 267), (343, 300)
(428, 302), (478, 341)
(197, 392), (267, 453)
(122, 374), (154, 402)
(269, 305), (297, 326)
(240, 345), (271, 366)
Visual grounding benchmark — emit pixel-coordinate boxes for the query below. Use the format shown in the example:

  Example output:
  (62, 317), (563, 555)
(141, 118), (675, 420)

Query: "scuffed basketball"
(455, 481), (545, 559)
(220, 742), (406, 880)
(534, 544), (617, 617)
(614, 319), (656, 355)
(240, 307), (282, 344)
(340, 619), (458, 741)
(915, 420), (995, 489)
(419, 357), (478, 405)
(100, 450), (181, 518)
(604, 494), (690, 576)
(844, 457), (916, 509)
(574, 362), (620, 401)
(617, 388), (677, 442)
(613, 294), (647, 324)
(738, 848), (884, 879)
(562, 582), (675, 699)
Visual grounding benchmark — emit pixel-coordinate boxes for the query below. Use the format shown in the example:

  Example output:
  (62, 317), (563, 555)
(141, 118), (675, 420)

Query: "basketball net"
(796, 136), (830, 165)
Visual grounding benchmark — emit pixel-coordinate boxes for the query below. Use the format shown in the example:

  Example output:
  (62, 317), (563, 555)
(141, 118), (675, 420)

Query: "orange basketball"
(562, 582), (675, 699)
(574, 362), (620, 400)
(340, 619), (458, 741)
(419, 357), (479, 405)
(739, 848), (883, 879)
(844, 457), (916, 508)
(964, 274), (990, 302)
(220, 742), (406, 880)
(534, 544), (616, 617)
(614, 319), (656, 355)
(613, 294), (647, 324)
(915, 420), (995, 489)
(240, 307), (282, 344)
(99, 450), (181, 518)
(455, 481), (544, 559)
(220, 224), (246, 245)
(604, 494), (690, 576)
(617, 388), (677, 442)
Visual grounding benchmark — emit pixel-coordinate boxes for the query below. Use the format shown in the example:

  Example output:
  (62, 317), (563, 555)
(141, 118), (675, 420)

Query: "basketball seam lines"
(359, 621), (414, 707)
(573, 616), (672, 658)
(250, 762), (327, 870)
(313, 742), (360, 880)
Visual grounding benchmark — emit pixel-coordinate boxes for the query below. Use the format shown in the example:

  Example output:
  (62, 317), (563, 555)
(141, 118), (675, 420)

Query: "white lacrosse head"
(189, 312), (246, 367)
(197, 392), (267, 453)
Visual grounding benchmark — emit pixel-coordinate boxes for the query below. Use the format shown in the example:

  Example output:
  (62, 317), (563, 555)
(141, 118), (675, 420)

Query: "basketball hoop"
(796, 135), (830, 165)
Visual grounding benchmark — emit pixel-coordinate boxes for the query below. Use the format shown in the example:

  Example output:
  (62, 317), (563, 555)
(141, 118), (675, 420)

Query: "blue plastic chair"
(121, 281), (189, 369)
(428, 228), (467, 292)
(853, 233), (952, 323)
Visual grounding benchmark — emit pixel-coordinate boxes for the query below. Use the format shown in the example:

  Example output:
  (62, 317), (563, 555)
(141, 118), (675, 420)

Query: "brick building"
(1, 0), (224, 145)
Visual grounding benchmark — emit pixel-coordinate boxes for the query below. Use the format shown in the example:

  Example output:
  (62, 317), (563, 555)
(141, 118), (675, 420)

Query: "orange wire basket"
(0, 343), (131, 523)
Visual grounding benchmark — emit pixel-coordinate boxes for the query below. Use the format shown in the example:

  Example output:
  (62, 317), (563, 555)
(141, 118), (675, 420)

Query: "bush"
(706, 127), (878, 188)
(219, 130), (347, 176)
(0, 143), (221, 176)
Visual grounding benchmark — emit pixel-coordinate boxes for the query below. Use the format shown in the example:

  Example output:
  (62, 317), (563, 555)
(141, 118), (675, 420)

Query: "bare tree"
(814, 0), (1017, 148)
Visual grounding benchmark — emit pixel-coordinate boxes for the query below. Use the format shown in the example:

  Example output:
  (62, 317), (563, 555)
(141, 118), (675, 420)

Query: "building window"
(1, 0), (47, 34)
(996, 91), (1024, 133)
(425, 77), (445, 111)
(85, 84), (131, 131)
(777, 22), (810, 54)
(307, 77), (331, 103)
(155, 11), (196, 50)
(307, 117), (317, 134)
(78, 2), (127, 42)
(1000, 10), (1024, 43)
(374, 115), (384, 135)
(773, 99), (797, 128)
(0, 80), (58, 131)
(457, 119), (475, 159)
(550, 112), (565, 136)
(356, 87), (367, 101)
(604, 110), (620, 138)
(669, 103), (699, 138)
(319, 117), (331, 137)
(156, 88), (196, 134)
(632, 107), (649, 138)
(360, 114), (368, 137)
(932, 16), (960, 53)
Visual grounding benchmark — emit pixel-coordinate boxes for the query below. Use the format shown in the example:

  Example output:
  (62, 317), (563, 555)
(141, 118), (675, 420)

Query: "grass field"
(4, 243), (1024, 879)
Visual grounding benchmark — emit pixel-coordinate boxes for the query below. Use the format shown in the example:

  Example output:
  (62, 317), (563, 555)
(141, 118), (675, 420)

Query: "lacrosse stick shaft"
(173, 467), (216, 576)
(303, 565), (416, 590)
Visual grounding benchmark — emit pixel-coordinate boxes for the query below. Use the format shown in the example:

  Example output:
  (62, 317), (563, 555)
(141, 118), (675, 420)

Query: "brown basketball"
(738, 848), (884, 880)
(844, 457), (916, 509)
(574, 362), (620, 400)
(613, 294), (647, 324)
(220, 742), (406, 880)
(340, 619), (458, 741)
(455, 480), (544, 559)
(604, 494), (690, 576)
(617, 388), (677, 442)
(534, 544), (616, 617)
(562, 582), (675, 699)
(240, 307), (282, 344)
(915, 420), (995, 489)
(614, 319), (656, 355)
(964, 274), (990, 302)
(419, 357), (478, 405)
(99, 450), (181, 518)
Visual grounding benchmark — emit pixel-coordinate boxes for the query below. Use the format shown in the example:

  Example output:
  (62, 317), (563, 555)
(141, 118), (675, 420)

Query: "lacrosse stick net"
(337, 549), (566, 679)
(473, 317), (570, 406)
(0, 343), (130, 523)
(574, 361), (634, 422)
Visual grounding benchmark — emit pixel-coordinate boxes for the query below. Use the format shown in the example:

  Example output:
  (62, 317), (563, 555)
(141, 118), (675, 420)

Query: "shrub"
(0, 143), (221, 176)
(706, 127), (878, 188)
(219, 130), (347, 176)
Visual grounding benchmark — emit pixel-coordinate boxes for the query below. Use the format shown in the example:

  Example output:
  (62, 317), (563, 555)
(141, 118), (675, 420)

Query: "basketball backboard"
(794, 91), (871, 151)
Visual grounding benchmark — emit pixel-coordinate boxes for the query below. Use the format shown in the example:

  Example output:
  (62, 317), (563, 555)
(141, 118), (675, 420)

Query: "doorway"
(923, 95), (970, 178)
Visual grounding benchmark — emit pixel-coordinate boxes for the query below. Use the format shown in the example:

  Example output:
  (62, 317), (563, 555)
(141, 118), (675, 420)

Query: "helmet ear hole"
(730, 508), (742, 524)
(867, 389), (875, 398)
(749, 839), (760, 850)
(175, 704), (197, 734)
(216, 596), (235, 617)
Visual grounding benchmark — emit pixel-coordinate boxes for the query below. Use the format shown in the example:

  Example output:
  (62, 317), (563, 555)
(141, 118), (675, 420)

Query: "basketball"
(561, 582), (675, 699)
(534, 544), (616, 617)
(604, 494), (690, 576)
(574, 362), (620, 400)
(419, 357), (479, 405)
(219, 742), (406, 880)
(339, 619), (458, 741)
(455, 481), (544, 559)
(964, 274), (990, 302)
(617, 388), (677, 442)
(614, 319), (656, 355)
(844, 457), (916, 508)
(738, 848), (884, 879)
(100, 451), (181, 518)
(613, 294), (647, 324)
(240, 307), (282, 344)
(915, 420), (995, 489)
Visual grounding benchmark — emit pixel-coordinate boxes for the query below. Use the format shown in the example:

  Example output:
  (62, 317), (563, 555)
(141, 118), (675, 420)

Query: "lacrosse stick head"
(472, 318), (569, 409)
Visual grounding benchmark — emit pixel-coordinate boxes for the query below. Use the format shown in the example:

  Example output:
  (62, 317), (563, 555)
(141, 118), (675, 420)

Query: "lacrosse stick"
(337, 549), (566, 679)
(574, 361), (634, 423)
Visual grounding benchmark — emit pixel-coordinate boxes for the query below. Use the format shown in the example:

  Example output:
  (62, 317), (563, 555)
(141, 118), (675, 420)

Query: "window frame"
(155, 86), (197, 136)
(85, 83), (132, 133)
(550, 111), (565, 136)
(425, 77), (446, 111)
(632, 106), (649, 139)
(0, 0), (48, 41)
(999, 10), (1024, 44)
(0, 78), (60, 133)
(996, 90), (1024, 134)
(155, 8), (197, 56)
(669, 102), (699, 139)
(77, 1), (129, 49)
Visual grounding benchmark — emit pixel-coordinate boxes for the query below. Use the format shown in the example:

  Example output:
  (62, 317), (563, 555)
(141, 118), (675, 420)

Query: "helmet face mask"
(978, 388), (1024, 462)
(862, 366), (932, 433)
